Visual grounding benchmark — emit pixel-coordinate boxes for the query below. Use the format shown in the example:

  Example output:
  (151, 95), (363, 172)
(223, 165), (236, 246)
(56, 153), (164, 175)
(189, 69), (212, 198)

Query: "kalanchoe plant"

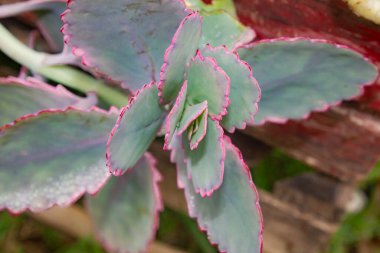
(0, 0), (378, 253)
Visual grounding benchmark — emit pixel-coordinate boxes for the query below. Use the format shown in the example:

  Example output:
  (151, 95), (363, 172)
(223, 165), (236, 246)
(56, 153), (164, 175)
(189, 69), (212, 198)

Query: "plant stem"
(0, 23), (128, 107)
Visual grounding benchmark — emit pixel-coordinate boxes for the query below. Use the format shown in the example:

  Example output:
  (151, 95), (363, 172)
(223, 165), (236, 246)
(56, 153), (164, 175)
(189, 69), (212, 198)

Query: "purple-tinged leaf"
(186, 51), (230, 120)
(0, 108), (116, 214)
(237, 38), (379, 124)
(37, 2), (66, 52)
(62, 0), (189, 92)
(201, 45), (260, 132)
(87, 153), (163, 253)
(182, 118), (225, 197)
(107, 83), (166, 176)
(158, 12), (202, 104)
(164, 82), (187, 150)
(177, 101), (208, 135)
(200, 10), (255, 50)
(0, 77), (96, 126)
(0, 0), (65, 52)
(174, 136), (263, 253)
(188, 106), (207, 150)
(0, 0), (64, 18)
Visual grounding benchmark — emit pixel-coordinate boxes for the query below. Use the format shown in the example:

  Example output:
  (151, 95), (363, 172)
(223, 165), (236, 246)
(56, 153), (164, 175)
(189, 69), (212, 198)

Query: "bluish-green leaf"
(107, 84), (166, 175)
(186, 52), (230, 120)
(200, 10), (255, 49)
(174, 136), (263, 253)
(201, 45), (260, 131)
(164, 82), (187, 150)
(177, 101), (208, 134)
(37, 2), (66, 52)
(87, 153), (162, 253)
(237, 39), (379, 124)
(0, 108), (115, 213)
(0, 77), (96, 127)
(158, 12), (202, 104)
(62, 0), (188, 92)
(188, 106), (208, 150)
(183, 118), (225, 197)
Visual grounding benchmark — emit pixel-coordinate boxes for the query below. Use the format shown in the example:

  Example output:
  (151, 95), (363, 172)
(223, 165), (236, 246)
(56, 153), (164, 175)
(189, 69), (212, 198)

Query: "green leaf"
(188, 106), (208, 150)
(177, 101), (208, 134)
(158, 12), (202, 104)
(186, 52), (230, 120)
(37, 2), (66, 52)
(0, 108), (115, 213)
(200, 10), (255, 49)
(201, 45), (260, 132)
(164, 82), (187, 150)
(62, 0), (188, 92)
(174, 136), (263, 253)
(183, 118), (225, 197)
(87, 153), (162, 253)
(107, 84), (166, 175)
(0, 77), (96, 126)
(237, 39), (379, 124)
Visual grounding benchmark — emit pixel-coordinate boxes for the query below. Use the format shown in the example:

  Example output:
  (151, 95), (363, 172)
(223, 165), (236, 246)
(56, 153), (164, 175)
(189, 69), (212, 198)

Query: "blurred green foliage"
(327, 162), (380, 253)
(251, 149), (312, 191)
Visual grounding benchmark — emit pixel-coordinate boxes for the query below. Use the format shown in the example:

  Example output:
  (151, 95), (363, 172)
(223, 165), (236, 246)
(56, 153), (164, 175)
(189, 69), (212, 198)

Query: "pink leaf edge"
(158, 11), (201, 104)
(189, 107), (208, 150)
(61, 0), (190, 93)
(0, 106), (117, 214)
(163, 81), (187, 150)
(187, 135), (264, 253)
(0, 76), (98, 109)
(192, 50), (231, 121)
(106, 82), (157, 176)
(203, 44), (262, 133)
(177, 101), (208, 135)
(60, 3), (125, 90)
(183, 120), (225, 198)
(238, 37), (380, 126)
(86, 152), (163, 253)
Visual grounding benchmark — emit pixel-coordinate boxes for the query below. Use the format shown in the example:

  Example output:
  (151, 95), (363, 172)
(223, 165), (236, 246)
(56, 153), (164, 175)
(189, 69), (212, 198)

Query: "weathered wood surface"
(234, 0), (380, 63)
(244, 105), (380, 181)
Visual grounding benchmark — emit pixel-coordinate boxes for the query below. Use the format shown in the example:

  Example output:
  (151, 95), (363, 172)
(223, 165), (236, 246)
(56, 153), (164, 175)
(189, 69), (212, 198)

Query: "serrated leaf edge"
(158, 11), (201, 104)
(106, 82), (160, 176)
(183, 119), (225, 197)
(0, 106), (116, 214)
(201, 44), (261, 132)
(238, 37), (379, 125)
(86, 152), (163, 253)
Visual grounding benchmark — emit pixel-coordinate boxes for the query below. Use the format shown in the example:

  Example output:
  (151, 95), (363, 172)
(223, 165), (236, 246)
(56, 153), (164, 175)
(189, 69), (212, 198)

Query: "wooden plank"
(243, 105), (380, 181)
(273, 173), (354, 223)
(259, 190), (338, 253)
(234, 0), (380, 63)
(30, 206), (186, 253)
